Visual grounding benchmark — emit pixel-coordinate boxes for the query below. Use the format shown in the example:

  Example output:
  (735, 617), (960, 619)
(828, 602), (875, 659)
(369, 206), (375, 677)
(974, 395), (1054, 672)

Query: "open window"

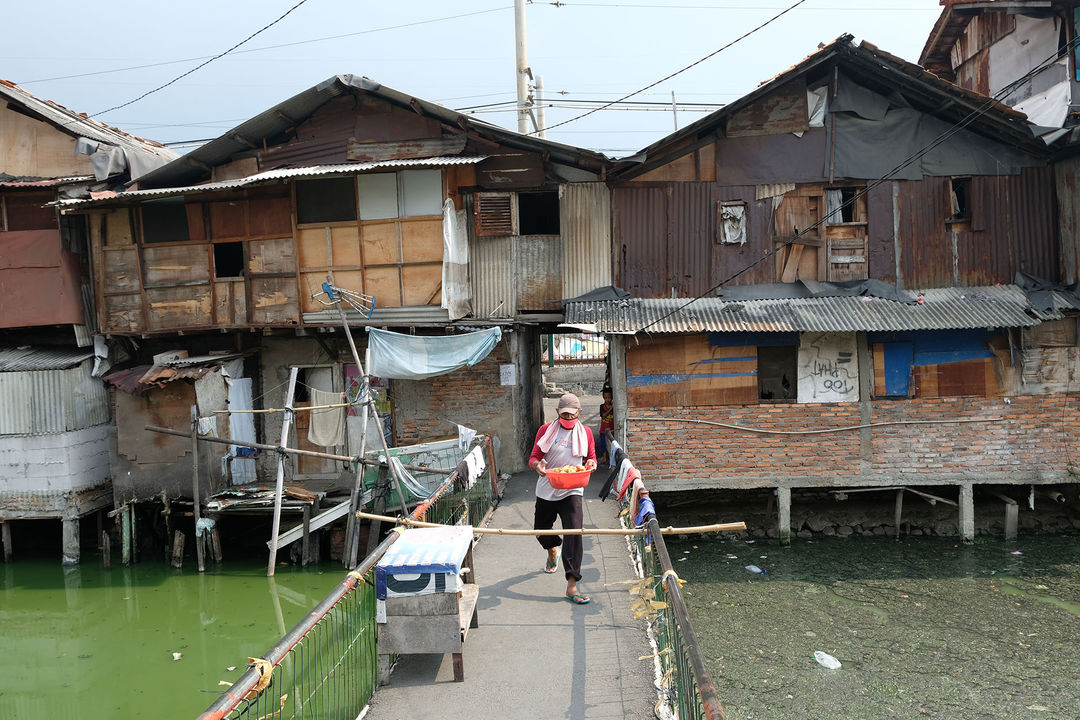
(474, 190), (561, 237)
(213, 242), (244, 278)
(947, 177), (971, 223)
(296, 177), (357, 224)
(518, 191), (560, 235)
(758, 345), (797, 402)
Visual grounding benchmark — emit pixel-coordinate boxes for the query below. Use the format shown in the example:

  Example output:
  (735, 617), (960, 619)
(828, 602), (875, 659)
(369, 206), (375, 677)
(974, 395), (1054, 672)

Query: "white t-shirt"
(535, 425), (586, 501)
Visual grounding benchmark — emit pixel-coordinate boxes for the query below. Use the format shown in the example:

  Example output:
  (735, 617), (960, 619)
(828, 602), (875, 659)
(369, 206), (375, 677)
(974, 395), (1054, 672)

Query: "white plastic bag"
(814, 651), (841, 670)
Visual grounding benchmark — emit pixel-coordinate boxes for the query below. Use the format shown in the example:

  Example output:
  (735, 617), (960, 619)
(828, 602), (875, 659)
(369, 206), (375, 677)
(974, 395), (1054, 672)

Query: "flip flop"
(565, 593), (591, 605)
(544, 548), (561, 573)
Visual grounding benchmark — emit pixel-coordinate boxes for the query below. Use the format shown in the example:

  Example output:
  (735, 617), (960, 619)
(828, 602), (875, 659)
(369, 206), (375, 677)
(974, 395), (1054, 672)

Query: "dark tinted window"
(296, 177), (357, 223)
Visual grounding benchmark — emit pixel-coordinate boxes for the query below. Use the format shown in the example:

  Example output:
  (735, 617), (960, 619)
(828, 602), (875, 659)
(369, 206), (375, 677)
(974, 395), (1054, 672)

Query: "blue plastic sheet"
(366, 327), (501, 380)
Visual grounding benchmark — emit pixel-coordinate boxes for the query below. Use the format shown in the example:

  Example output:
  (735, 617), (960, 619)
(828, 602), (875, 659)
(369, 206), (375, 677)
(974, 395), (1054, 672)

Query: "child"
(596, 386), (614, 466)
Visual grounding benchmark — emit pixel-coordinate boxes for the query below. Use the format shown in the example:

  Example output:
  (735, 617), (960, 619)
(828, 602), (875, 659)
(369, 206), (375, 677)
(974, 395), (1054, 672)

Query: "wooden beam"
(267, 367), (298, 577)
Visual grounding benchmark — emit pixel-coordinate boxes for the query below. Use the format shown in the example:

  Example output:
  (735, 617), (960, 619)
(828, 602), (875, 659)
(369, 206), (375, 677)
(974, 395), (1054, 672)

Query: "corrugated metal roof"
(565, 285), (1060, 334)
(0, 175), (94, 188)
(0, 79), (176, 176)
(0, 348), (94, 372)
(56, 157), (486, 208)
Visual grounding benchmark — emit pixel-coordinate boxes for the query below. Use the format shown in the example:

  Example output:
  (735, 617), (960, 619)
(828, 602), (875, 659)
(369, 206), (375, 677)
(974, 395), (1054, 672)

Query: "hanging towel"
(536, 420), (588, 456)
(457, 424), (477, 450)
(464, 446), (486, 488)
(634, 496), (656, 527)
(617, 465), (641, 502)
(606, 439), (622, 468)
(599, 450), (628, 501)
(308, 388), (345, 447)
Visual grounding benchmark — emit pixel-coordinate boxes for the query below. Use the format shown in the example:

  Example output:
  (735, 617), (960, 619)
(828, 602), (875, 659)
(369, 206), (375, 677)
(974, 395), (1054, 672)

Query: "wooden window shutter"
(474, 192), (515, 237)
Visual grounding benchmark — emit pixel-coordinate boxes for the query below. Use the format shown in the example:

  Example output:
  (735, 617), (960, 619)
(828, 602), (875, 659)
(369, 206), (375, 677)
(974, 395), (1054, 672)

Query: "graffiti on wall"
(797, 332), (859, 403)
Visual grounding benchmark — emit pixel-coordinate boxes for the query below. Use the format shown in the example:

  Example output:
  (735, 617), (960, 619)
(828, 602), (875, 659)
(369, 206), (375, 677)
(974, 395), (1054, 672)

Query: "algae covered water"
(0, 560), (342, 719)
(668, 534), (1080, 720)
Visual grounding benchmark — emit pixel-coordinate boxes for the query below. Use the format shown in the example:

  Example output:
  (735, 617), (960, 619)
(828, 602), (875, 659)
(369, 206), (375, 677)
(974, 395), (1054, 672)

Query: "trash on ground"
(814, 651), (841, 669)
(744, 565), (765, 574)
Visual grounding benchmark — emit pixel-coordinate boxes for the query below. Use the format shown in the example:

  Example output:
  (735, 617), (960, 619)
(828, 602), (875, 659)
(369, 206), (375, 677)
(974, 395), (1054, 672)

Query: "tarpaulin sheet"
(365, 327), (501, 380)
(375, 525), (472, 600)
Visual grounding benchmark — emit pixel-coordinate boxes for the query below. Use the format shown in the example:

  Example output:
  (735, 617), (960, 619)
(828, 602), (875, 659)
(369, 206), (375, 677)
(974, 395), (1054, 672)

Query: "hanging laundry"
(598, 450), (628, 501)
(197, 415), (217, 436)
(464, 445), (486, 488)
(366, 327), (501, 380)
(457, 424), (477, 450)
(308, 388), (345, 447)
(616, 465), (641, 503)
(633, 496), (656, 527)
(606, 439), (623, 468)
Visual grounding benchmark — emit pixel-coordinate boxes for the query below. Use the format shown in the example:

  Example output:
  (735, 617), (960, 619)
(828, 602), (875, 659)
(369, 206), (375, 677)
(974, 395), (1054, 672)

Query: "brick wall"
(392, 345), (518, 468)
(628, 394), (1080, 489)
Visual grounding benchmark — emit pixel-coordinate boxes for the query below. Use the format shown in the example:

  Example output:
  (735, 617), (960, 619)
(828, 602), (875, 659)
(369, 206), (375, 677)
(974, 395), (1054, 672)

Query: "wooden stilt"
(96, 511), (104, 551)
(171, 530), (185, 569)
(310, 497), (321, 564)
(301, 503), (312, 567)
(210, 526), (223, 564)
(894, 489), (904, 539)
(191, 405), (205, 573)
(162, 494), (173, 559)
(365, 467), (388, 559)
(121, 505), (131, 566)
(776, 487), (791, 546)
(102, 531), (111, 570)
(130, 503), (138, 564)
(1, 521), (11, 562)
(1004, 502), (1018, 541)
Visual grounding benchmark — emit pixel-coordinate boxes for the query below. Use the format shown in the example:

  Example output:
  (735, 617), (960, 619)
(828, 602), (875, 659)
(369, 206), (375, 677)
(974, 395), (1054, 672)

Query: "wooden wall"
(0, 104), (95, 179)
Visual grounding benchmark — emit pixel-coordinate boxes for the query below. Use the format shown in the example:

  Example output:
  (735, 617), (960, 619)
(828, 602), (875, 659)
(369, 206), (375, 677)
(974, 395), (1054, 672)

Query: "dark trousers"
(534, 494), (584, 581)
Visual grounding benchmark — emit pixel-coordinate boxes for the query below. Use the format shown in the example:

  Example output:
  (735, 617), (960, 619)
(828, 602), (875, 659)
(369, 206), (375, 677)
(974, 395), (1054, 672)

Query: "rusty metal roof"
(0, 175), (94, 188)
(0, 347), (94, 371)
(56, 157), (485, 208)
(565, 285), (1060, 334)
(132, 74), (610, 190)
(0, 78), (176, 176)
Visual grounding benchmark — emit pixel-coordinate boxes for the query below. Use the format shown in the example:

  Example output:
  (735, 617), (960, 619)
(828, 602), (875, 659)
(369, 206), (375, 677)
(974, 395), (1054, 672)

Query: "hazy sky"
(3, 1), (943, 158)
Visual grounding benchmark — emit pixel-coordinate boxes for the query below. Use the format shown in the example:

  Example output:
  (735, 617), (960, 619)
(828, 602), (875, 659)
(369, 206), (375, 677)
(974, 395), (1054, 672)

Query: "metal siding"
(515, 235), (562, 310)
(1013, 166), (1058, 281)
(714, 186), (774, 287)
(0, 359), (108, 435)
(614, 186), (668, 297)
(470, 236), (515, 317)
(1055, 157), (1080, 284)
(898, 177), (951, 289)
(560, 183), (612, 298)
(669, 183), (715, 296)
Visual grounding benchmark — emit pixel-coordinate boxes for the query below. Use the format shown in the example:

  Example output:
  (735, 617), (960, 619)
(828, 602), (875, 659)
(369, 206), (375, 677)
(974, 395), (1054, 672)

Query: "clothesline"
(211, 400), (358, 415)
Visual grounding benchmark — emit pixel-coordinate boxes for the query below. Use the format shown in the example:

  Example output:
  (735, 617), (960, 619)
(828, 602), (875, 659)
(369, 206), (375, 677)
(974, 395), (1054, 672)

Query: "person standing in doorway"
(528, 393), (597, 604)
(596, 385), (614, 466)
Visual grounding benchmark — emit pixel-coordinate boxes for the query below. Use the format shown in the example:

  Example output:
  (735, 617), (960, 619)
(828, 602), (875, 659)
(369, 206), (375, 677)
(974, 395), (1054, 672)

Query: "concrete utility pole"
(514, 0), (531, 133)
(536, 75), (547, 138)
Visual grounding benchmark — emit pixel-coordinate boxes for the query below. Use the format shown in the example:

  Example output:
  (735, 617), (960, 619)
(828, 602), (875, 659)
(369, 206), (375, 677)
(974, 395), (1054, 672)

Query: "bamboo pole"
(345, 346), (374, 568)
(267, 368), (298, 577)
(143, 425), (449, 475)
(211, 401), (351, 415)
(190, 405), (205, 573)
(354, 511), (745, 536)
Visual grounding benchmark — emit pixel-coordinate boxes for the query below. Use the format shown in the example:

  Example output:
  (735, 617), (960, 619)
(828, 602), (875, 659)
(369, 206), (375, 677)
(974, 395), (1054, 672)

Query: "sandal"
(544, 548), (561, 573)
(565, 593), (591, 605)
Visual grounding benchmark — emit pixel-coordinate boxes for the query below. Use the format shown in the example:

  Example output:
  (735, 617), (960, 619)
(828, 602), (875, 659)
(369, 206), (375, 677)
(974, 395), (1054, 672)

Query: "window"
(947, 177), (971, 223)
(296, 177), (356, 223)
(474, 191), (561, 236)
(141, 199), (189, 243)
(2, 191), (57, 231)
(518, 192), (559, 234)
(357, 169), (443, 220)
(825, 187), (862, 224)
(213, 242), (244, 278)
(758, 345), (797, 401)
(718, 202), (747, 245)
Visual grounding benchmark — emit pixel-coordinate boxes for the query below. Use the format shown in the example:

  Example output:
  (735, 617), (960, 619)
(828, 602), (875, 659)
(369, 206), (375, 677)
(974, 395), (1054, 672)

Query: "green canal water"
(0, 560), (343, 719)
(668, 534), (1080, 720)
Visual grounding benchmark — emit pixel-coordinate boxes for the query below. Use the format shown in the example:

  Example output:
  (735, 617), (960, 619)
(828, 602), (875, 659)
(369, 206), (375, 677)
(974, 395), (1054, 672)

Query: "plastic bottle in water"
(814, 651), (841, 669)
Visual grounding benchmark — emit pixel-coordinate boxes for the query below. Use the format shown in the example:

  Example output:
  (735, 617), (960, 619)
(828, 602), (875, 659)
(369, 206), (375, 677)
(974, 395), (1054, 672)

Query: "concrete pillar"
(958, 483), (975, 543)
(1, 521), (12, 562)
(777, 487), (791, 546)
(62, 517), (80, 566)
(894, 489), (904, 539)
(1004, 503), (1018, 541)
(609, 336), (628, 450)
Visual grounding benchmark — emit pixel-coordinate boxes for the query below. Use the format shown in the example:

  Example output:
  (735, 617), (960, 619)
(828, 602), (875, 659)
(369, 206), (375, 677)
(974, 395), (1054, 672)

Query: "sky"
(2, 1), (944, 159)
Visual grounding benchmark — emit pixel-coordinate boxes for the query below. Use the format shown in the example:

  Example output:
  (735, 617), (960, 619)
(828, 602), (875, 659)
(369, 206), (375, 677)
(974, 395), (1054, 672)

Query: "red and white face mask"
(559, 417), (577, 429)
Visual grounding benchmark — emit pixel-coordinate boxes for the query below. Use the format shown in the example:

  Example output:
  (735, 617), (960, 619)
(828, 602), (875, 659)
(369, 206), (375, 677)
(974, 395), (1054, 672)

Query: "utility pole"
(672, 91), (679, 131)
(536, 75), (547, 138)
(514, 0), (531, 133)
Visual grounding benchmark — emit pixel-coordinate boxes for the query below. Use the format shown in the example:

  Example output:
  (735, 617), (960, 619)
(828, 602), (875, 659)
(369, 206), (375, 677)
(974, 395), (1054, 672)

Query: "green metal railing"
(198, 438), (501, 720)
(618, 445), (727, 720)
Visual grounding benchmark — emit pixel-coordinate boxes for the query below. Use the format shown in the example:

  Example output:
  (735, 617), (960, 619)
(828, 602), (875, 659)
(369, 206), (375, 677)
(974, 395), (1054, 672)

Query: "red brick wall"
(628, 394), (1079, 488)
(392, 345), (514, 454)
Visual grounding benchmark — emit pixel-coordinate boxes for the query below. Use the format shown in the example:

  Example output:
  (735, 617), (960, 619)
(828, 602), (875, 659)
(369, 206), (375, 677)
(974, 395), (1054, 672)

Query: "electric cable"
(533, 0), (808, 135)
(635, 35), (1080, 334)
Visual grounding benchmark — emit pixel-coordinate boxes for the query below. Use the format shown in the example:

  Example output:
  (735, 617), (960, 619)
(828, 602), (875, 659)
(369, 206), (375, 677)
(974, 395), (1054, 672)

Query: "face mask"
(559, 417), (577, 429)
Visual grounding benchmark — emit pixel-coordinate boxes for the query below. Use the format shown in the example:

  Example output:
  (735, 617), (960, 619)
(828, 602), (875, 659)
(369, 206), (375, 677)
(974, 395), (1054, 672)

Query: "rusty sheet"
(725, 79), (809, 138)
(115, 381), (193, 465)
(0, 246), (84, 328)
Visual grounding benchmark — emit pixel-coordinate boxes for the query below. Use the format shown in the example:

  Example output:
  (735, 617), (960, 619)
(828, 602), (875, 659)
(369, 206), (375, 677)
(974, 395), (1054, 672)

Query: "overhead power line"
(533, 0), (808, 135)
(636, 37), (1080, 333)
(91, 0), (313, 117)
